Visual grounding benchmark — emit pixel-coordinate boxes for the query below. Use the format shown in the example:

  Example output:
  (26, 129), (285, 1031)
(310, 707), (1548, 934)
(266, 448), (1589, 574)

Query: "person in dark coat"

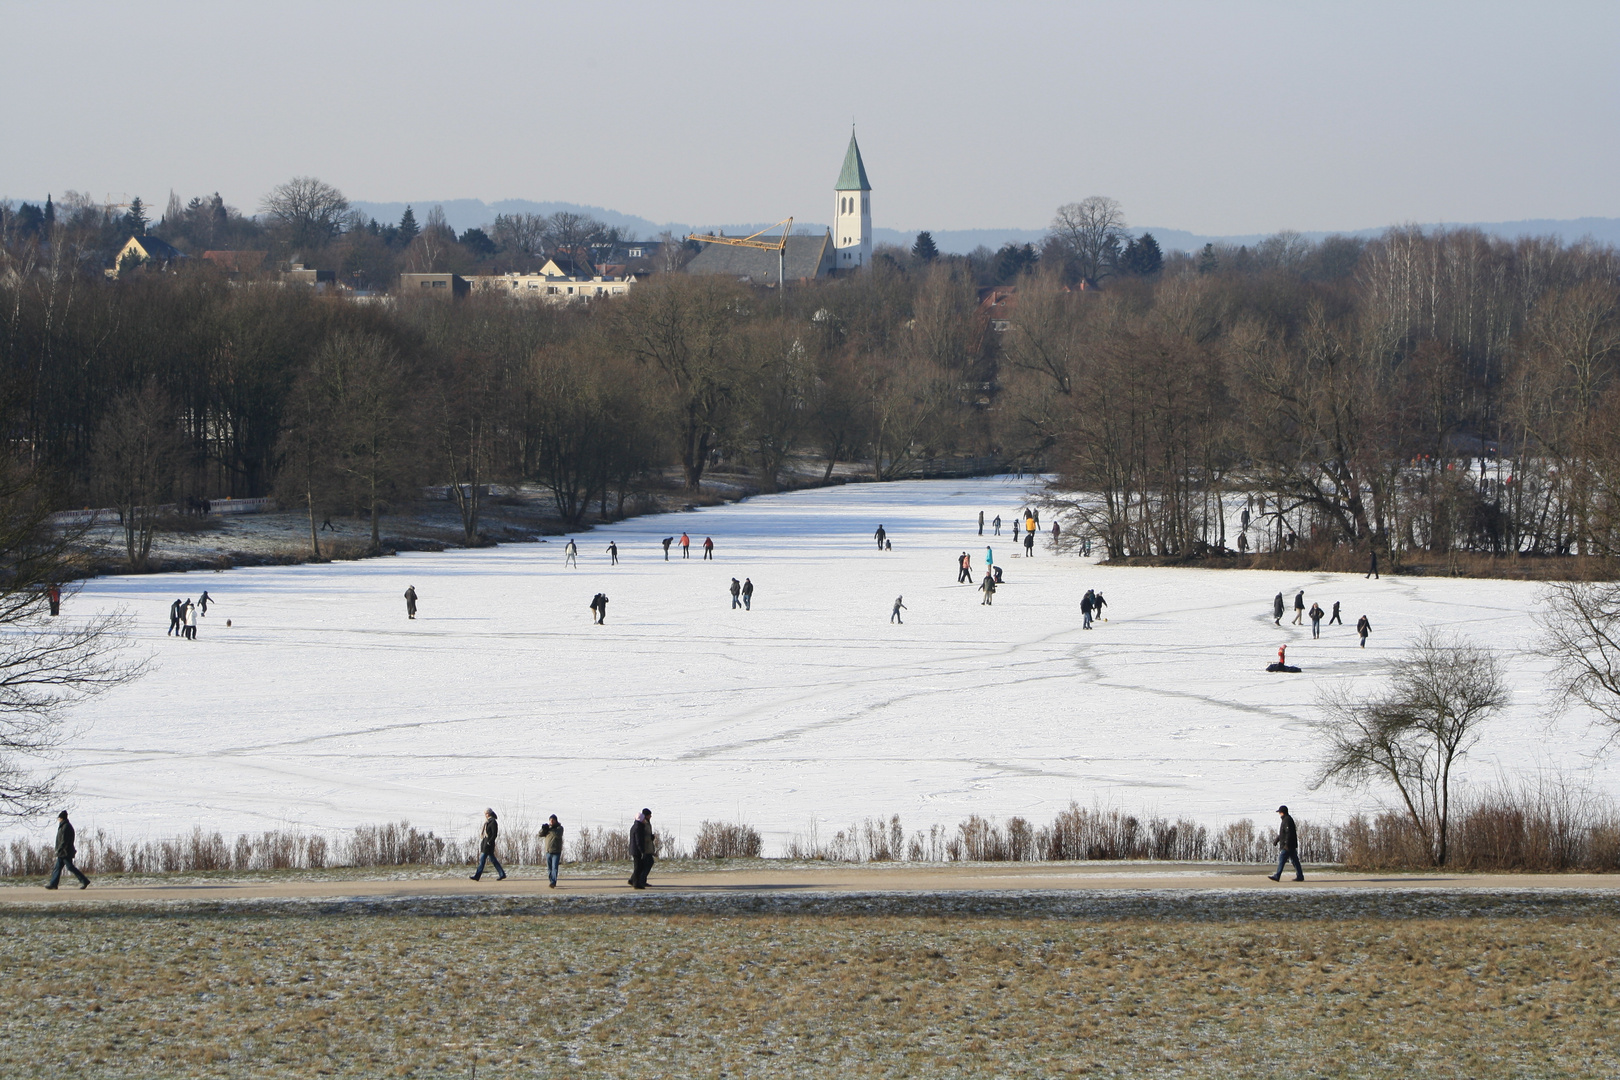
(1272, 592), (1284, 626)
(1366, 549), (1379, 579)
(470, 808), (506, 881)
(1308, 602), (1324, 638)
(1357, 615), (1371, 648)
(1082, 589), (1095, 629)
(168, 598), (183, 636)
(1093, 592), (1107, 619)
(891, 596), (906, 624)
(47, 585), (61, 617)
(1329, 601), (1342, 625)
(730, 578), (742, 609)
(978, 510), (984, 536)
(993, 515), (1002, 537)
(662, 537), (673, 561)
(44, 811), (90, 890)
(540, 815), (564, 888)
(628, 809), (655, 889)
(404, 585), (418, 619)
(874, 525), (887, 549)
(589, 593), (608, 624)
(741, 578), (753, 610)
(992, 565), (1003, 584)
(198, 590), (212, 616)
(1023, 531), (1035, 557)
(607, 541), (618, 565)
(1292, 590), (1305, 625)
(1268, 805), (1304, 881)
(980, 571), (996, 605)
(957, 552), (972, 583)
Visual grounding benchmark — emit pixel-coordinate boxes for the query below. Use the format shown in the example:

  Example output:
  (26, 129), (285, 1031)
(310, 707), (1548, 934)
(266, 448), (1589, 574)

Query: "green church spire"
(835, 132), (871, 192)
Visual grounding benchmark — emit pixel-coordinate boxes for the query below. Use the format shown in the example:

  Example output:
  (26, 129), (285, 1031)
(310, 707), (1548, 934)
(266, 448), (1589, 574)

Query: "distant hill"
(352, 199), (1620, 256)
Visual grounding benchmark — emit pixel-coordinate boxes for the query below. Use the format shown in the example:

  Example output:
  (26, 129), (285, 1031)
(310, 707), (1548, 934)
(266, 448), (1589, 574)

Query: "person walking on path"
(680, 533), (691, 559)
(44, 811), (89, 890)
(198, 590), (212, 616)
(1292, 591), (1305, 625)
(957, 552), (972, 583)
(1356, 615), (1371, 648)
(1329, 601), (1342, 625)
(168, 598), (183, 637)
(1023, 530), (1035, 557)
(730, 578), (742, 609)
(589, 593), (609, 624)
(702, 536), (714, 560)
(470, 809), (506, 881)
(741, 578), (753, 610)
(47, 584), (61, 616)
(980, 571), (997, 605)
(404, 585), (418, 620)
(874, 524), (887, 550)
(564, 539), (578, 567)
(662, 537), (673, 561)
(993, 515), (1002, 537)
(978, 510), (984, 536)
(1272, 592), (1284, 626)
(1082, 589), (1095, 629)
(540, 815), (564, 888)
(1268, 805), (1304, 882)
(628, 809), (655, 889)
(1366, 549), (1379, 579)
(891, 596), (906, 624)
(607, 541), (618, 565)
(1308, 602), (1324, 639)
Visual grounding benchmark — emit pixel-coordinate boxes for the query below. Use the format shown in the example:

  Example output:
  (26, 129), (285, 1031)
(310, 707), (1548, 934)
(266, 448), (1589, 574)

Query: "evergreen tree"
(43, 194), (55, 230)
(124, 196), (149, 236)
(1121, 232), (1163, 276)
(991, 242), (1038, 283)
(911, 231), (939, 262)
(460, 227), (497, 257)
(396, 206), (419, 245)
(1198, 243), (1218, 275)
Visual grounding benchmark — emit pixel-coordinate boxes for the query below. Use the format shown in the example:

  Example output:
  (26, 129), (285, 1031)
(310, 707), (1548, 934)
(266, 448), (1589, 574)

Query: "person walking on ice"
(1309, 602), (1324, 639)
(198, 590), (212, 616)
(1082, 589), (1096, 629)
(43, 811), (89, 890)
(662, 537), (673, 561)
(1292, 590), (1305, 625)
(680, 533), (691, 559)
(470, 809), (506, 881)
(1357, 614), (1371, 648)
(168, 598), (182, 637)
(1329, 600), (1342, 625)
(404, 585), (418, 619)
(564, 539), (578, 567)
(980, 571), (997, 605)
(891, 596), (906, 624)
(1093, 591), (1108, 620)
(182, 599), (197, 640)
(957, 552), (972, 583)
(993, 515), (1002, 537)
(540, 815), (564, 888)
(985, 545), (994, 573)
(1268, 805), (1304, 882)
(730, 578), (742, 609)
(1367, 549), (1379, 579)
(1272, 592), (1284, 626)
(978, 510), (984, 536)
(589, 593), (609, 624)
(607, 541), (618, 565)
(741, 578), (753, 610)
(874, 524), (887, 550)
(1023, 530), (1036, 557)
(702, 536), (714, 560)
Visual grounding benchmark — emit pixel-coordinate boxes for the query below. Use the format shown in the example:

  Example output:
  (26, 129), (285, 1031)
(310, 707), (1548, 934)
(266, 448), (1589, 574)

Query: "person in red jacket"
(680, 533), (691, 559)
(702, 536), (714, 560)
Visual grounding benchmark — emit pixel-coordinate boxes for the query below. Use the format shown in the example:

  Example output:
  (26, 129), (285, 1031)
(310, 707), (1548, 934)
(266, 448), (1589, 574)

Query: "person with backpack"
(540, 815), (564, 889)
(1268, 805), (1304, 882)
(469, 809), (506, 881)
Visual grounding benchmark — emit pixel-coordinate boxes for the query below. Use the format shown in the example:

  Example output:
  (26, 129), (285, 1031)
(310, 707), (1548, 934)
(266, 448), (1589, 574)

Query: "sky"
(2, 1), (1617, 236)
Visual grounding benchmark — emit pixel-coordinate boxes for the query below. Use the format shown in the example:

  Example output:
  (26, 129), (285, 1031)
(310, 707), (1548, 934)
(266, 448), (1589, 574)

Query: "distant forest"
(2, 181), (1618, 567)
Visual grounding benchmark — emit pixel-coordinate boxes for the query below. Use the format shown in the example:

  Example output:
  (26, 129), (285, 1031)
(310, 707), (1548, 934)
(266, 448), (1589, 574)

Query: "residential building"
(107, 234), (186, 278)
(399, 272), (470, 298)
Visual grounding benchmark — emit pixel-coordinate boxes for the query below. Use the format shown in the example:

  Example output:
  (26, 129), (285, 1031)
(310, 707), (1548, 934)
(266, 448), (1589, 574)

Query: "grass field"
(5, 891), (1616, 1078)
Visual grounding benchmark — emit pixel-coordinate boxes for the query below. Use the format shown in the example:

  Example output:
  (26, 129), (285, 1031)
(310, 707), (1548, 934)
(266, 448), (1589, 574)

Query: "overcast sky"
(3, 1), (1616, 235)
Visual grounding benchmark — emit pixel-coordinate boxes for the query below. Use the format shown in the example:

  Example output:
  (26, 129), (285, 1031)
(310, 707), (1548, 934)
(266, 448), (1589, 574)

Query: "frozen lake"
(27, 477), (1619, 851)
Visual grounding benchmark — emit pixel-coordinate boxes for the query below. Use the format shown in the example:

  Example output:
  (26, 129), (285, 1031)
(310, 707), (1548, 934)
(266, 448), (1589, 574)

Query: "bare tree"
(92, 384), (184, 571)
(1311, 629), (1508, 865)
(1048, 197), (1127, 284)
(259, 177), (349, 249)
(491, 213), (548, 257)
(1541, 580), (1620, 738)
(0, 456), (144, 817)
(308, 332), (419, 548)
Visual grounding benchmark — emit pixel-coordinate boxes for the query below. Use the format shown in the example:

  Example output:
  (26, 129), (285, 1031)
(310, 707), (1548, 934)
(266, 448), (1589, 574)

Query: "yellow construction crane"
(687, 217), (794, 289)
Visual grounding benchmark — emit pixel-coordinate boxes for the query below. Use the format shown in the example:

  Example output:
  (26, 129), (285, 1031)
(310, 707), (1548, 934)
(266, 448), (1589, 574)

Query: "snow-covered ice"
(23, 477), (1619, 850)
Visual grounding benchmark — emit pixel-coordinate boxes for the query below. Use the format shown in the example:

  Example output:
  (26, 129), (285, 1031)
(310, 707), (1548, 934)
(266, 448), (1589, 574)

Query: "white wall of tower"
(834, 190), (872, 269)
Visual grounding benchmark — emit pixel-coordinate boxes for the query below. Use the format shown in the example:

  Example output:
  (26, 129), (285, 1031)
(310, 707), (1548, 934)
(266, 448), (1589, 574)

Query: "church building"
(684, 132), (874, 284)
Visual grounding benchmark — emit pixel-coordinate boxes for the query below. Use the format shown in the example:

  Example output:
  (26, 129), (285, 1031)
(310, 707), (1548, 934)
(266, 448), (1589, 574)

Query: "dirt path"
(7, 861), (1619, 906)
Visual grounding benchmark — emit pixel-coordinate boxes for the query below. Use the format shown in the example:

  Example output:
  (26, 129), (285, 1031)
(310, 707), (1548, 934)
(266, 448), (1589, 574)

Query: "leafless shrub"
(692, 821), (763, 859)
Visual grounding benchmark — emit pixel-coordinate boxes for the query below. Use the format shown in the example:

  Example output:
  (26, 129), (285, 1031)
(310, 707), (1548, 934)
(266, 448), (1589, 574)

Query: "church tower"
(833, 131), (872, 270)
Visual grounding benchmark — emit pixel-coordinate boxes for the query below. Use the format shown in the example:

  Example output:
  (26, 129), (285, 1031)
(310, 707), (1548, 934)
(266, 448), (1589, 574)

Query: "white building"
(833, 131), (872, 270)
(465, 257), (635, 303)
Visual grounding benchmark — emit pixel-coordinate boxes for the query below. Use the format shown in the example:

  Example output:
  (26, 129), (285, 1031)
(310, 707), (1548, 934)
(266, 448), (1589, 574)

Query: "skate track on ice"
(24, 477), (1618, 851)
